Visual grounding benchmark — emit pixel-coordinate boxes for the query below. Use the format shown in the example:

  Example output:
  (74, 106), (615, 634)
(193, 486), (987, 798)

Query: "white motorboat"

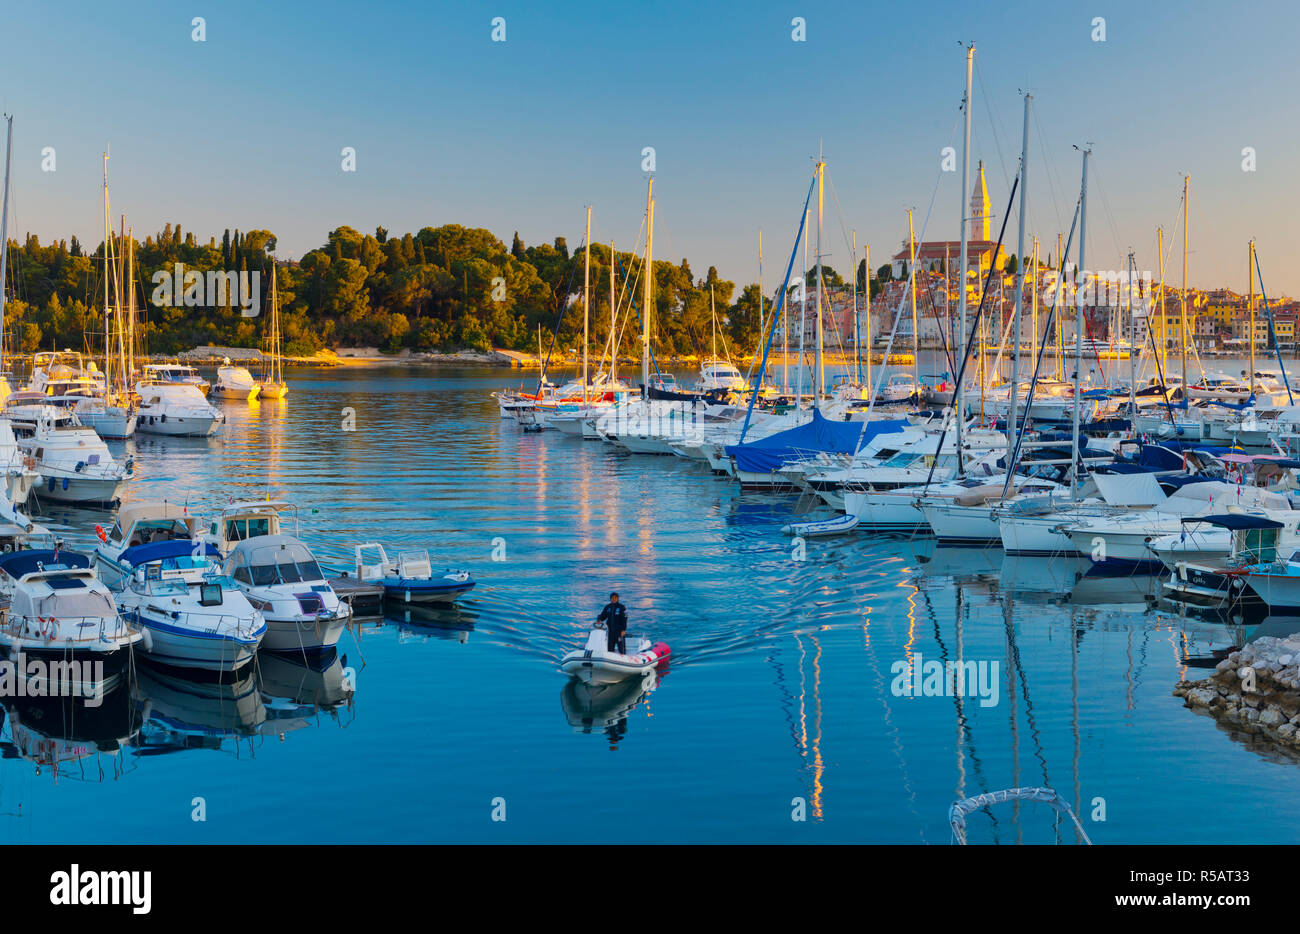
(353, 543), (475, 603)
(0, 549), (143, 692)
(559, 626), (671, 685)
(109, 539), (266, 672)
(1066, 481), (1292, 574)
(139, 362), (210, 396)
(697, 358), (746, 393)
(67, 396), (137, 440)
(223, 534), (349, 654)
(203, 499), (296, 558)
(135, 382), (223, 436)
(0, 416), (39, 507)
(5, 393), (129, 504)
(93, 500), (205, 590)
(214, 359), (261, 401)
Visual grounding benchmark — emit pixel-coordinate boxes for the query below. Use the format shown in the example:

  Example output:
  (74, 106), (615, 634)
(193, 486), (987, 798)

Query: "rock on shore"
(1175, 635), (1300, 758)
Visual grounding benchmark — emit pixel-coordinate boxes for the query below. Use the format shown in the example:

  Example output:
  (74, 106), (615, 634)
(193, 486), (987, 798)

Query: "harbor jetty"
(1176, 636), (1300, 756)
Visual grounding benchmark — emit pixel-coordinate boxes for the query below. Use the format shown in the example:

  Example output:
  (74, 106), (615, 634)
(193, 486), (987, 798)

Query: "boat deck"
(329, 574), (385, 617)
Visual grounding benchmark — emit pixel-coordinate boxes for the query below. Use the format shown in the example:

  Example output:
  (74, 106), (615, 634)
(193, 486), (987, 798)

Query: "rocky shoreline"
(1175, 635), (1300, 757)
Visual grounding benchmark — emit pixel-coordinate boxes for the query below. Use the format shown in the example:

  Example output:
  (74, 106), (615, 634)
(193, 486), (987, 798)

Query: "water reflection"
(560, 669), (660, 748)
(1, 686), (140, 782)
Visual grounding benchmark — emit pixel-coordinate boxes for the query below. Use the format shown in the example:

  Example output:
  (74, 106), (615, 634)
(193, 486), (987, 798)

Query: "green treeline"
(2, 224), (884, 357)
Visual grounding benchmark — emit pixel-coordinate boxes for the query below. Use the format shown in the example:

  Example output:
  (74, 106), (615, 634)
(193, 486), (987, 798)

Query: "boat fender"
(139, 628), (153, 653)
(62, 477), (69, 491)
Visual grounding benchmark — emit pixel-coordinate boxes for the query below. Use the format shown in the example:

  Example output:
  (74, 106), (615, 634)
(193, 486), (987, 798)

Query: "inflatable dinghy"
(560, 627), (670, 685)
(355, 543), (475, 603)
(781, 512), (860, 537)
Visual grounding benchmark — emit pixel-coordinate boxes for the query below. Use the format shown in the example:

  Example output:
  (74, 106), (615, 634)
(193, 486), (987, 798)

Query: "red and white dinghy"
(560, 627), (670, 685)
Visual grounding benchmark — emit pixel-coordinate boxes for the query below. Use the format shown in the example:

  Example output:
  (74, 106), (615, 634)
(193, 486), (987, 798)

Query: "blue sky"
(3, 0), (1299, 295)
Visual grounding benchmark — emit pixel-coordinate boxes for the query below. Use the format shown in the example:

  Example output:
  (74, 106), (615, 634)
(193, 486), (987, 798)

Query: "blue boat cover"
(1182, 514), (1283, 530)
(119, 540), (221, 567)
(0, 549), (91, 577)
(726, 413), (910, 475)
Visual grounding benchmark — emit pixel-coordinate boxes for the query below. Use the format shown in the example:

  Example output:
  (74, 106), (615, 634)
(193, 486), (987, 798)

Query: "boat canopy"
(0, 549), (91, 578)
(725, 412), (910, 474)
(226, 534), (324, 585)
(1181, 514), (1284, 531)
(119, 540), (221, 567)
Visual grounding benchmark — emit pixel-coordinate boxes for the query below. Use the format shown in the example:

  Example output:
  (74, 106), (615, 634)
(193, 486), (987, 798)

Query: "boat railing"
(140, 606), (263, 638)
(4, 613), (137, 644)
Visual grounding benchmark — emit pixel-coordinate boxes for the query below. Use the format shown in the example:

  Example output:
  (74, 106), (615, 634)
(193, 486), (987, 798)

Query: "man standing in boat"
(596, 592), (627, 654)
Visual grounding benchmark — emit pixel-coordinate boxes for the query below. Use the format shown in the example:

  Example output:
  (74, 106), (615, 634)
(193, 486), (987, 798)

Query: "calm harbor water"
(7, 364), (1300, 844)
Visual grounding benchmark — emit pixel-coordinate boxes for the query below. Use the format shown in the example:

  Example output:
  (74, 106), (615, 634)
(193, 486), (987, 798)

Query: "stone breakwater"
(1175, 635), (1300, 753)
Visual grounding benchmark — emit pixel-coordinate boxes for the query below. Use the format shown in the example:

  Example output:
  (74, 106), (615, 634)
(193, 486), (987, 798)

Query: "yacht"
(5, 392), (129, 504)
(139, 362), (210, 395)
(0, 549), (143, 689)
(93, 501), (204, 589)
(696, 358), (746, 393)
(135, 382), (224, 437)
(109, 539), (266, 672)
(223, 534), (349, 654)
(214, 359), (261, 401)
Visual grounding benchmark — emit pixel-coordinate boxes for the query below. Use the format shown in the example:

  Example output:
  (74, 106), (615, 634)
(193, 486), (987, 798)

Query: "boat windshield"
(223, 516), (274, 541)
(242, 558), (323, 586)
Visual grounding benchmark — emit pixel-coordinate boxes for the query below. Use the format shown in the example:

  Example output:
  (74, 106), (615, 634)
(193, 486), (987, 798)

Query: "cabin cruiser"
(0, 416), (39, 507)
(140, 363), (210, 396)
(93, 501), (204, 590)
(65, 395), (137, 441)
(203, 500), (295, 557)
(109, 540), (266, 672)
(213, 359), (261, 401)
(1065, 481), (1293, 574)
(222, 534), (348, 654)
(696, 358), (746, 393)
(25, 350), (102, 397)
(135, 382), (224, 437)
(5, 393), (128, 504)
(0, 549), (143, 689)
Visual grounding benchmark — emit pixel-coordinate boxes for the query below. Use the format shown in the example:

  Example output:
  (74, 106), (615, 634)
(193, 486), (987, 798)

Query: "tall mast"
(863, 244), (872, 399)
(102, 150), (111, 390)
(1056, 232), (1064, 381)
(1030, 237), (1038, 353)
(125, 227), (135, 400)
(1249, 238), (1256, 394)
(1180, 174), (1190, 391)
(609, 240), (616, 385)
(1127, 250), (1136, 416)
(797, 208), (808, 407)
(757, 229), (764, 389)
(908, 208), (918, 388)
(710, 284), (717, 361)
(1008, 92), (1030, 454)
(851, 229), (859, 383)
(583, 205), (591, 400)
(641, 178), (654, 394)
(1071, 148), (1090, 501)
(0, 115), (11, 374)
(782, 232), (788, 395)
(815, 154), (825, 406)
(956, 44), (974, 469)
(1157, 227), (1166, 384)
